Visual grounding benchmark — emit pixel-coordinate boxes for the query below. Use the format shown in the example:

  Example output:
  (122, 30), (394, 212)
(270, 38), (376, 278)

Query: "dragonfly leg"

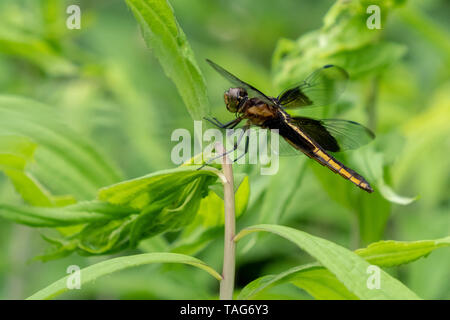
(204, 117), (222, 127)
(212, 117), (224, 125)
(204, 116), (242, 129)
(198, 125), (248, 169)
(197, 147), (235, 170)
(225, 120), (242, 137)
(228, 120), (241, 129)
(233, 131), (250, 163)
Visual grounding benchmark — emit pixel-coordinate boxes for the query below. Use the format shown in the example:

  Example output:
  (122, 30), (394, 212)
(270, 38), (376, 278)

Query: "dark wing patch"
(276, 87), (312, 108)
(277, 65), (349, 109)
(206, 59), (275, 106)
(291, 117), (375, 152)
(259, 117), (317, 157)
(290, 117), (340, 152)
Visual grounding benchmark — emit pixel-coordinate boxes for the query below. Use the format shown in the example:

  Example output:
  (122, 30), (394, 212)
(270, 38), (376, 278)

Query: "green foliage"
(239, 236), (449, 299)
(271, 0), (420, 245)
(168, 175), (250, 255)
(0, 159), (252, 261)
(99, 166), (220, 247)
(0, 201), (137, 227)
(0, 0), (448, 300)
(125, 0), (209, 121)
(0, 135), (54, 206)
(239, 264), (358, 300)
(52, 167), (244, 259)
(310, 146), (416, 243)
(98, 166), (219, 209)
(235, 224), (420, 299)
(273, 0), (407, 86)
(0, 32), (77, 76)
(355, 236), (450, 267)
(258, 159), (308, 225)
(0, 95), (122, 200)
(27, 252), (221, 300)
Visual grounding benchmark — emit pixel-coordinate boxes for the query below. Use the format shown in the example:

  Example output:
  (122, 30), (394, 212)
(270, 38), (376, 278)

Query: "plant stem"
(365, 76), (379, 132)
(399, 6), (450, 60)
(217, 143), (236, 300)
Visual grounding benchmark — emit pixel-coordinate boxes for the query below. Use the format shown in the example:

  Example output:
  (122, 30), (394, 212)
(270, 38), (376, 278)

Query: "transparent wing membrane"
(206, 59), (274, 105)
(290, 117), (375, 152)
(277, 65), (349, 109)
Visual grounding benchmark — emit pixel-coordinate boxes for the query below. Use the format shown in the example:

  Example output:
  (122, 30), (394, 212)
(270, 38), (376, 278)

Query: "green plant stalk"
(399, 6), (450, 61)
(217, 143), (236, 300)
(365, 76), (379, 132)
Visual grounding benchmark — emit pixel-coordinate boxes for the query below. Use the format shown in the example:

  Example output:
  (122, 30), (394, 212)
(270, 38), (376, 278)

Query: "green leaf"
(289, 267), (359, 300)
(3, 170), (55, 207)
(0, 135), (36, 166)
(273, 0), (406, 88)
(35, 218), (136, 261)
(27, 252), (221, 300)
(76, 217), (135, 254)
(126, 0), (209, 120)
(376, 181), (417, 205)
(0, 95), (122, 199)
(0, 135), (51, 205)
(38, 166), (221, 257)
(235, 224), (421, 299)
(351, 146), (417, 206)
(356, 236), (450, 267)
(327, 42), (407, 78)
(128, 177), (204, 246)
(0, 201), (138, 227)
(0, 30), (77, 76)
(98, 166), (221, 209)
(322, 0), (404, 52)
(197, 175), (249, 227)
(239, 236), (449, 299)
(238, 263), (357, 300)
(11, 166), (222, 259)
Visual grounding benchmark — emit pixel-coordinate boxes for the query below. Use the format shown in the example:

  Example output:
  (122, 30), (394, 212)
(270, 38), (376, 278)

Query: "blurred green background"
(0, 0), (448, 299)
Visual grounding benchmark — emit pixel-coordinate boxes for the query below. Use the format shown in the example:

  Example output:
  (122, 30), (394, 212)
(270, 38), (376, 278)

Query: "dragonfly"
(204, 59), (375, 193)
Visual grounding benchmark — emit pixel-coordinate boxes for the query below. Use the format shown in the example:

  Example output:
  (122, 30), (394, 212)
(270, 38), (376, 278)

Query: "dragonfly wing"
(277, 65), (349, 109)
(206, 59), (275, 106)
(232, 117), (374, 157)
(291, 117), (375, 152)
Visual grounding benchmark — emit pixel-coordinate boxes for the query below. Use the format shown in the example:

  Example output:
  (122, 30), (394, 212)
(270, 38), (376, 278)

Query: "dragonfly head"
(224, 87), (247, 113)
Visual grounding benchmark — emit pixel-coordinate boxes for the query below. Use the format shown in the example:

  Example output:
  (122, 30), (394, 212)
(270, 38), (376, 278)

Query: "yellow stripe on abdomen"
(312, 148), (373, 192)
(314, 149), (341, 172)
(279, 113), (373, 193)
(350, 175), (362, 185)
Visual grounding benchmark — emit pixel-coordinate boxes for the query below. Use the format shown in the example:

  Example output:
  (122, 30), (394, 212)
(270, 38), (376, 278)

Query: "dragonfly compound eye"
(224, 88), (241, 112)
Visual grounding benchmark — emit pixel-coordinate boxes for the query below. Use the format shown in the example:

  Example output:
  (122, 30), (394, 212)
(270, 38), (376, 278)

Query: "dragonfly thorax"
(224, 87), (248, 113)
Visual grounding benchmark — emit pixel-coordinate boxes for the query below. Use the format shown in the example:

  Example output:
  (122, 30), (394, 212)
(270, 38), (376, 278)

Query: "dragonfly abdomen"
(312, 148), (373, 193)
(265, 111), (373, 193)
